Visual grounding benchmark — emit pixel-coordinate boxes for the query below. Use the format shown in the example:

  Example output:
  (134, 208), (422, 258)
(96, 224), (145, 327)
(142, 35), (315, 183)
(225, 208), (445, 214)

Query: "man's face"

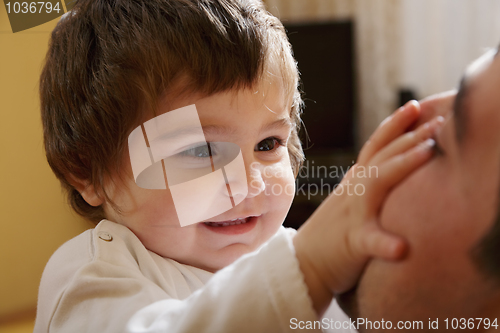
(103, 79), (296, 272)
(339, 50), (500, 330)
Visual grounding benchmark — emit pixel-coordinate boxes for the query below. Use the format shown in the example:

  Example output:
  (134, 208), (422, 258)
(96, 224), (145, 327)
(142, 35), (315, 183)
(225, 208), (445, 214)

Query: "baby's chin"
(209, 242), (264, 272)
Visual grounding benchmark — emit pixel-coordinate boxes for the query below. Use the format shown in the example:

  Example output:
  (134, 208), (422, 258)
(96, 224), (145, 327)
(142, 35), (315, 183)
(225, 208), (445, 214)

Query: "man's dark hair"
(472, 211), (500, 283)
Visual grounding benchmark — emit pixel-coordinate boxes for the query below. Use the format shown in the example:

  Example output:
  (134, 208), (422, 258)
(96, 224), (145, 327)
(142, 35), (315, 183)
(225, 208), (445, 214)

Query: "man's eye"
(179, 144), (212, 158)
(255, 137), (284, 152)
(432, 138), (445, 156)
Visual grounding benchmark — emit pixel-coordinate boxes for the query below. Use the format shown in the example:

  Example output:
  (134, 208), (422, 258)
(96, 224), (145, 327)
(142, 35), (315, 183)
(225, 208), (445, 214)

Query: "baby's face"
(104, 80), (296, 272)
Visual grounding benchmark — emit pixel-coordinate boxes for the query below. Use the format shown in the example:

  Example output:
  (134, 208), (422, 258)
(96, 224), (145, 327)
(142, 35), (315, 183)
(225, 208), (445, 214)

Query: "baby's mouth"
(204, 217), (251, 227)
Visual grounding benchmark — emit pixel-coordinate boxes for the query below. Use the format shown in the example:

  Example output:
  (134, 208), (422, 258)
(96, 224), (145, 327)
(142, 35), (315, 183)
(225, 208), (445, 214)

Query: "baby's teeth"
(205, 217), (250, 227)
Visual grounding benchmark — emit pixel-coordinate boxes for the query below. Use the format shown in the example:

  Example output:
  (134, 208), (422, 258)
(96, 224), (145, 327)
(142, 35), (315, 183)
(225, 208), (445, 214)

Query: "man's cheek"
(378, 183), (416, 234)
(356, 258), (422, 321)
(378, 160), (440, 235)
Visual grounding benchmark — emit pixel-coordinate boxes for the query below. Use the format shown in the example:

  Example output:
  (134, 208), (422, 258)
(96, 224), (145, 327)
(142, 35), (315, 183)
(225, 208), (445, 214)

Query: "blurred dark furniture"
(282, 21), (356, 229)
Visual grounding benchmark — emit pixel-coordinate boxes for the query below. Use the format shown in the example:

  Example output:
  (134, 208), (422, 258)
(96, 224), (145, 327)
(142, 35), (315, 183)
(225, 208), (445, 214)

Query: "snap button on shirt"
(98, 232), (113, 242)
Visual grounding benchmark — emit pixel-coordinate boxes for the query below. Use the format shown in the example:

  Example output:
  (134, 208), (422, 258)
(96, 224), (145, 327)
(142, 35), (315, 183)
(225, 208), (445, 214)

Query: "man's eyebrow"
(453, 73), (470, 145)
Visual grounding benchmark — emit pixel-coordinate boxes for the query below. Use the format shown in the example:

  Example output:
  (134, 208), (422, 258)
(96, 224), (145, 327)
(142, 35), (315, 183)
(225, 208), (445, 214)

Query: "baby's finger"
(358, 101), (420, 165)
(370, 116), (444, 166)
(365, 139), (436, 213)
(350, 223), (407, 260)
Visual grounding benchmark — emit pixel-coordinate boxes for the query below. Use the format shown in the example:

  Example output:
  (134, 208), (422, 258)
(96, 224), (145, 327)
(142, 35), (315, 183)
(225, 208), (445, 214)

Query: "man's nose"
(411, 90), (456, 129)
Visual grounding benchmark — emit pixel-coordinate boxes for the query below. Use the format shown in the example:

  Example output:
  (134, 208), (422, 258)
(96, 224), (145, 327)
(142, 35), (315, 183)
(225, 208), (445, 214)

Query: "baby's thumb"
(351, 222), (407, 260)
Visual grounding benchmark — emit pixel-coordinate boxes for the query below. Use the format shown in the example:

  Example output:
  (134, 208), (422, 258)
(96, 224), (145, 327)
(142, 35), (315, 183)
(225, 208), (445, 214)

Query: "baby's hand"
(293, 101), (445, 315)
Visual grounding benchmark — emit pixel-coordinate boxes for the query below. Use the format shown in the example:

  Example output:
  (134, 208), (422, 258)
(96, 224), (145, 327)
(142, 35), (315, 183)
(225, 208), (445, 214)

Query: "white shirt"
(34, 219), (355, 333)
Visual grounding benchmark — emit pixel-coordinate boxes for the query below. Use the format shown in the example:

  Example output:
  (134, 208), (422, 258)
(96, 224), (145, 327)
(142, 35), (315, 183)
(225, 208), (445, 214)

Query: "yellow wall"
(0, 7), (92, 320)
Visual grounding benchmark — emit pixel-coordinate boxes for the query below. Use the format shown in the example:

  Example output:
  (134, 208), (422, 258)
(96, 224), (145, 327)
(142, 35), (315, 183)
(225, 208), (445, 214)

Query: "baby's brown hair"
(40, 0), (304, 223)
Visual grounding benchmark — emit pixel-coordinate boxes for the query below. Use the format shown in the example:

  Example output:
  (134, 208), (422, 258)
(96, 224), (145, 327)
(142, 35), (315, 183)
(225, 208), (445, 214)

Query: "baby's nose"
(245, 164), (265, 198)
(228, 161), (265, 202)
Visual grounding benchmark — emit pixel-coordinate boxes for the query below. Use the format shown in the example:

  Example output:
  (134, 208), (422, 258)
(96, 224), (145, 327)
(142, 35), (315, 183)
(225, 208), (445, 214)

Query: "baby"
(34, 0), (443, 332)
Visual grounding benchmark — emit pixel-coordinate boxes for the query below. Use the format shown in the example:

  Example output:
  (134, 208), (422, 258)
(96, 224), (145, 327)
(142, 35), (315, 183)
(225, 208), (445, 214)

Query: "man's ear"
(66, 173), (104, 207)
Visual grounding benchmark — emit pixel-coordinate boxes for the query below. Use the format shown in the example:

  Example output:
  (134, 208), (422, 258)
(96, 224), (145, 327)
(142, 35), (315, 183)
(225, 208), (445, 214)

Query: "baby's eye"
(179, 144), (212, 158)
(255, 137), (284, 152)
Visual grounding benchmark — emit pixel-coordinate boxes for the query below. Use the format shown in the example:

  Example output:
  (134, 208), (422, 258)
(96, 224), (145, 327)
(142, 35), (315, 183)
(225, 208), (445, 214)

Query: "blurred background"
(1, 0), (500, 331)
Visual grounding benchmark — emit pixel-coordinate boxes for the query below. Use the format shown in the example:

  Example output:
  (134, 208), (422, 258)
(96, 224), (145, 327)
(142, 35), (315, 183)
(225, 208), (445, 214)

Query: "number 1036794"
(5, 2), (61, 14)
(444, 318), (498, 330)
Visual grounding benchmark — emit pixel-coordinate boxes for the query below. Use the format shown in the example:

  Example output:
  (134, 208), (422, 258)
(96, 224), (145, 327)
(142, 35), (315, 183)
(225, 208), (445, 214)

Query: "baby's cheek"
(264, 161), (295, 207)
(141, 189), (181, 226)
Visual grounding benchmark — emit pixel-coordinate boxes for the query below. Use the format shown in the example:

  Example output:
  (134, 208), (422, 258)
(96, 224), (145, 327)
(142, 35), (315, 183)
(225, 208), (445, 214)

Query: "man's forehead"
(457, 48), (500, 171)
(452, 49), (500, 146)
(465, 48), (500, 120)
(464, 48), (498, 81)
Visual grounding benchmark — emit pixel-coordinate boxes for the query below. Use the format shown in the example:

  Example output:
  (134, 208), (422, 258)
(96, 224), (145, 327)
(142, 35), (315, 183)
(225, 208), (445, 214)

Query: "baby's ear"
(66, 173), (104, 207)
